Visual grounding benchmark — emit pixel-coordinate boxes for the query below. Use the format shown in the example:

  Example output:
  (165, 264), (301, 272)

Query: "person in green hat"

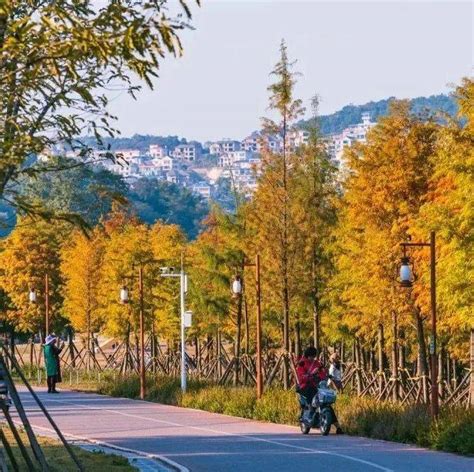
(43, 334), (62, 393)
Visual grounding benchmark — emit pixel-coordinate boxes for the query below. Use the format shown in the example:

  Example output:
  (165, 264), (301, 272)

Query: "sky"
(107, 0), (473, 142)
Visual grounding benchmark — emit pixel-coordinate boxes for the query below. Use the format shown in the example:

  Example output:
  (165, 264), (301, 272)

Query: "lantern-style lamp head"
(232, 276), (242, 295)
(29, 288), (37, 303)
(232, 276), (242, 296)
(120, 286), (129, 304)
(399, 256), (414, 288)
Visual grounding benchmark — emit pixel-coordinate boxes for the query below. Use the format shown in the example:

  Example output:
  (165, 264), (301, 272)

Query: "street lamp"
(161, 263), (192, 393)
(230, 255), (263, 399)
(118, 270), (146, 400)
(399, 231), (438, 418)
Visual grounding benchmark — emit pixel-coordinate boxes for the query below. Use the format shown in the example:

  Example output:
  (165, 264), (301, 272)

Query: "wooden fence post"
(470, 328), (474, 407)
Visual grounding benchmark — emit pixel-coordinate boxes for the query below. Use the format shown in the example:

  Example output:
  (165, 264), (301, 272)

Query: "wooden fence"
(10, 336), (473, 407)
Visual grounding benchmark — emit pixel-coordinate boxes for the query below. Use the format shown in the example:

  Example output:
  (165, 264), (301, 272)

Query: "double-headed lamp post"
(231, 254), (263, 399)
(161, 264), (192, 393)
(399, 231), (438, 418)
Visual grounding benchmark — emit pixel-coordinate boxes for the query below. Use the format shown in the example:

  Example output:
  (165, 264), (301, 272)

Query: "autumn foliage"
(0, 56), (471, 373)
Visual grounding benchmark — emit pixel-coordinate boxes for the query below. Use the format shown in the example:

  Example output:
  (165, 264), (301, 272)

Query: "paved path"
(14, 388), (474, 472)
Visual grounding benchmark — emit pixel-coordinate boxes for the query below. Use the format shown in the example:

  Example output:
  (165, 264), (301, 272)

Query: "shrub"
(429, 408), (474, 455)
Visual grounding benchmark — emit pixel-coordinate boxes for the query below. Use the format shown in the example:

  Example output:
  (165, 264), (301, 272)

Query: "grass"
(19, 367), (474, 456)
(1, 427), (138, 471)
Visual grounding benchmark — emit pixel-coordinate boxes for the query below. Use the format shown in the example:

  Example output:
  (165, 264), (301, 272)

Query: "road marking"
(26, 393), (394, 472)
(13, 421), (189, 472)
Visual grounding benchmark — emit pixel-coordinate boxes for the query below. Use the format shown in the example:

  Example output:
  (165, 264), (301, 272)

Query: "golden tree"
(331, 101), (439, 380)
(61, 227), (105, 362)
(0, 218), (67, 337)
(149, 221), (187, 344)
(416, 78), (474, 360)
(248, 40), (304, 386)
(97, 211), (154, 355)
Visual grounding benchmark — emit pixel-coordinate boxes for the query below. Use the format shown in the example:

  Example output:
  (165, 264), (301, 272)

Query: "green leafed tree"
(0, 0), (198, 224)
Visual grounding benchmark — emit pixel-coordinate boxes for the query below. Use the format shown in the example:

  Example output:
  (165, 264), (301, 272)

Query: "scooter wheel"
(300, 422), (311, 434)
(319, 408), (333, 436)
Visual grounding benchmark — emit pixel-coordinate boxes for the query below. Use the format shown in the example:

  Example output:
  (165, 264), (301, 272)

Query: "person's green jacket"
(44, 344), (58, 377)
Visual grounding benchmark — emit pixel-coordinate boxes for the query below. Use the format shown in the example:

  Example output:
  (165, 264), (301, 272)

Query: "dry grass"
(0, 428), (138, 471)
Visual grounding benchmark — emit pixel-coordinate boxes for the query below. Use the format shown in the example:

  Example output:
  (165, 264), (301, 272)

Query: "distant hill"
(312, 94), (457, 135)
(80, 93), (457, 150)
(80, 135), (187, 153)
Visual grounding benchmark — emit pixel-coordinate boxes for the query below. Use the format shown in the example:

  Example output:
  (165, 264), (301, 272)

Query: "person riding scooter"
(296, 346), (325, 413)
(296, 346), (343, 434)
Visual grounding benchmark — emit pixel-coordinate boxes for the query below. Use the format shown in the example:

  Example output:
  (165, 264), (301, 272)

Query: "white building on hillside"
(172, 143), (201, 161)
(219, 150), (253, 167)
(192, 182), (213, 199)
(115, 149), (140, 160)
(149, 144), (167, 158)
(327, 112), (376, 166)
(152, 156), (174, 171)
(209, 139), (241, 155)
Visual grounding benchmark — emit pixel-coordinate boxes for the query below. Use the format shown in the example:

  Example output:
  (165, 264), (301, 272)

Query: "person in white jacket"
(328, 352), (343, 392)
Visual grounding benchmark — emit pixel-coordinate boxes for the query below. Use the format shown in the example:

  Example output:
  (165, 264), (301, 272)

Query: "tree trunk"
(355, 339), (362, 395)
(217, 330), (222, 380)
(9, 326), (15, 360)
(313, 300), (320, 351)
(86, 314), (91, 371)
(134, 333), (140, 372)
(398, 328), (406, 370)
(29, 336), (34, 368)
(282, 284), (290, 389)
(234, 294), (243, 386)
(392, 310), (399, 402)
(377, 324), (385, 394)
(438, 346), (444, 399)
(470, 329), (474, 407)
(415, 309), (429, 403)
(244, 299), (250, 356)
(295, 317), (301, 358)
(68, 328), (75, 368)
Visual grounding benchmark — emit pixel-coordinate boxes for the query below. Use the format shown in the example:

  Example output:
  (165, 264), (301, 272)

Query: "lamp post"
(399, 231), (438, 418)
(161, 262), (191, 393)
(28, 274), (50, 338)
(231, 254), (263, 399)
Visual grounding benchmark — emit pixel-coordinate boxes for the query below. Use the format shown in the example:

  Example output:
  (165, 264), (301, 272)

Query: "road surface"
(14, 388), (474, 472)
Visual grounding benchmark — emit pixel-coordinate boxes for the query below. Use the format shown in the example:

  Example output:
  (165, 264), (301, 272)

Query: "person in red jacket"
(296, 346), (325, 406)
(297, 346), (343, 434)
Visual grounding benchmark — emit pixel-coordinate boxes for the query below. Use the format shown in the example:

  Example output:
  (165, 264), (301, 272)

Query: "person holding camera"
(44, 334), (63, 394)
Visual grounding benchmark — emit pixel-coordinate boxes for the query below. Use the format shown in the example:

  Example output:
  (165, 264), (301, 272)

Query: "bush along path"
(60, 372), (474, 456)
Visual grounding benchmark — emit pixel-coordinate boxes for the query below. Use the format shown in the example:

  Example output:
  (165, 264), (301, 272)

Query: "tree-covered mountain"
(79, 93), (457, 150)
(312, 93), (457, 135)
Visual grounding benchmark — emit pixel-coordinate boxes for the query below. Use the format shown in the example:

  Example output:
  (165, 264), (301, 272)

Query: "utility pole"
(138, 266), (146, 400)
